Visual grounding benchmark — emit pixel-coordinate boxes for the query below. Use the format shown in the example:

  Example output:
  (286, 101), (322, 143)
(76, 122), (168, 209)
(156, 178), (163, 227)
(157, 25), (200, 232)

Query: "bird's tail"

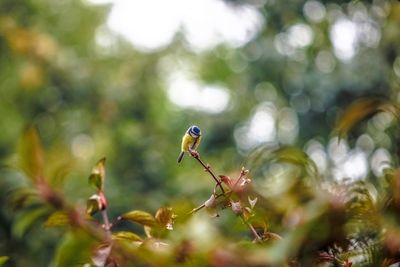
(177, 151), (185, 163)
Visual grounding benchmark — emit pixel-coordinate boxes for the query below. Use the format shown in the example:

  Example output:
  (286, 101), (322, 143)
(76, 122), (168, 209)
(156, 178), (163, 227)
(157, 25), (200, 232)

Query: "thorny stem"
(192, 153), (225, 195)
(240, 214), (262, 242)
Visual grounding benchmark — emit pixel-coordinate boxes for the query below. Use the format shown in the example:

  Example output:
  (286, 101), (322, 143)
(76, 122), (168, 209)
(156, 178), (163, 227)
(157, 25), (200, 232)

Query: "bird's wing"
(191, 135), (201, 150)
(181, 133), (193, 152)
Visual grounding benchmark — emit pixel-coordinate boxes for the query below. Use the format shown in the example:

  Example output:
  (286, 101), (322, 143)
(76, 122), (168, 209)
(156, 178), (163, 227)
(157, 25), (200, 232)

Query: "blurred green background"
(0, 0), (400, 266)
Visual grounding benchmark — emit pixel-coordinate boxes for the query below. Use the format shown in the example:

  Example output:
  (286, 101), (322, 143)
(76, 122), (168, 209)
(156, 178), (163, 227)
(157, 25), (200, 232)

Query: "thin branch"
(240, 214), (262, 243)
(192, 154), (225, 194)
(101, 209), (112, 240)
(189, 204), (206, 215)
(189, 156), (262, 243)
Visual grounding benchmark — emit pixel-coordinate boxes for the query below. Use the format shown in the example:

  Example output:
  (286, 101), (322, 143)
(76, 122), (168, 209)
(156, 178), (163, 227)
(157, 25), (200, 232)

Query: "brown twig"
(101, 209), (112, 239)
(240, 214), (262, 242)
(192, 153), (225, 195)
(189, 204), (206, 215)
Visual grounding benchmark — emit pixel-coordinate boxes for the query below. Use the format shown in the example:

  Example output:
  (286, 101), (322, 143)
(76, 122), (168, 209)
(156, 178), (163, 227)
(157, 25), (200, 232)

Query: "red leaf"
(219, 175), (232, 187)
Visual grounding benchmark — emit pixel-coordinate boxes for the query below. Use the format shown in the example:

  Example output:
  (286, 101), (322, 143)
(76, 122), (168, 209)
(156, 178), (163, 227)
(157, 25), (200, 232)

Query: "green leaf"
(8, 187), (40, 210)
(44, 211), (69, 228)
(88, 158), (106, 191)
(0, 256), (9, 266)
(18, 127), (45, 181)
(273, 146), (319, 180)
(112, 231), (142, 242)
(13, 207), (50, 238)
(273, 146), (310, 166)
(119, 210), (157, 227)
(51, 231), (96, 267)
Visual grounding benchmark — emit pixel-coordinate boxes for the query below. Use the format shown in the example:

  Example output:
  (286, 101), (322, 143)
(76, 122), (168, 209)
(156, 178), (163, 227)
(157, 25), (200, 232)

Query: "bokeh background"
(0, 0), (400, 266)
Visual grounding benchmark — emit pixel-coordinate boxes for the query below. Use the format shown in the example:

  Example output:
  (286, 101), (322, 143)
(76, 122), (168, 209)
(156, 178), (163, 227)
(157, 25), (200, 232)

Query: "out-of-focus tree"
(0, 0), (400, 266)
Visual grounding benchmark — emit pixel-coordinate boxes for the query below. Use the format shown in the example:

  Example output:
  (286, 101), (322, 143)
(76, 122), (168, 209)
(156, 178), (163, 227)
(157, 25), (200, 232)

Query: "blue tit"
(177, 125), (202, 163)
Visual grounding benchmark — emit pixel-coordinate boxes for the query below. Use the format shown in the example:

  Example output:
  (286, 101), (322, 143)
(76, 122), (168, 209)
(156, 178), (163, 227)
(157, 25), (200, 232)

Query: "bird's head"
(188, 125), (201, 137)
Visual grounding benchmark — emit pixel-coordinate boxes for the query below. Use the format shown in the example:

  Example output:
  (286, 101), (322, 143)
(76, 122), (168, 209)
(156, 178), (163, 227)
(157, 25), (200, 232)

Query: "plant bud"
(230, 200), (242, 215)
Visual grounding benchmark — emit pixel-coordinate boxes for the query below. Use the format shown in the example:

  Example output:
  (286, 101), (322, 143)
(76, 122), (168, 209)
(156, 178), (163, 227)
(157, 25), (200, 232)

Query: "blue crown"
(189, 125), (201, 136)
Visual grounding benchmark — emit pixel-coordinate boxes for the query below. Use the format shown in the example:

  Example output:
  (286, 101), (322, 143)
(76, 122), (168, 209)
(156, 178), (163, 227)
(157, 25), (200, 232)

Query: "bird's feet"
(190, 150), (199, 158)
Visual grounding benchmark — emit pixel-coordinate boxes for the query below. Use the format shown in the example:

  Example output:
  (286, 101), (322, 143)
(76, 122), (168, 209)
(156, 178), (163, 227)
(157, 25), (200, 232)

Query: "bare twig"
(189, 204), (206, 215)
(240, 214), (262, 242)
(192, 153), (225, 195)
(101, 209), (112, 239)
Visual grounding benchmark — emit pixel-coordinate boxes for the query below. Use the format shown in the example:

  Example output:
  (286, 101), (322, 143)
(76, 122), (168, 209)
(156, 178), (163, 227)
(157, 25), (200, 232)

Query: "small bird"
(177, 125), (202, 163)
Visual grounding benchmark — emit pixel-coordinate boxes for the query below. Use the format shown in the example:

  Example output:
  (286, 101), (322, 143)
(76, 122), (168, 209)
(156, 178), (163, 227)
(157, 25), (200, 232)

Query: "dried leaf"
(119, 210), (157, 227)
(44, 211), (69, 228)
(88, 158), (106, 191)
(92, 243), (112, 267)
(243, 207), (253, 220)
(248, 196), (258, 209)
(381, 258), (400, 267)
(112, 231), (142, 242)
(263, 232), (283, 241)
(155, 207), (175, 230)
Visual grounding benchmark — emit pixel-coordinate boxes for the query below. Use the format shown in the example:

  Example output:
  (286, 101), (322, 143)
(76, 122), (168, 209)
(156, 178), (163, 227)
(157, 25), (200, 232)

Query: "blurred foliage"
(1, 0), (400, 266)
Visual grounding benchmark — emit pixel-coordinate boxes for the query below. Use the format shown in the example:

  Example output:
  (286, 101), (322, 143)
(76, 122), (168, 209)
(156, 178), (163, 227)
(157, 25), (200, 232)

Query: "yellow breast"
(181, 133), (201, 152)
